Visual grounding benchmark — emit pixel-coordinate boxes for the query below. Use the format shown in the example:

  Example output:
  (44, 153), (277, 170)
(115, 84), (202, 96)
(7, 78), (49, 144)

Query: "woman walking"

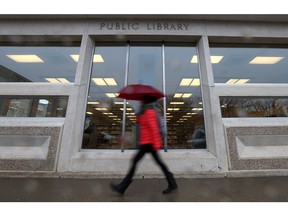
(110, 95), (178, 195)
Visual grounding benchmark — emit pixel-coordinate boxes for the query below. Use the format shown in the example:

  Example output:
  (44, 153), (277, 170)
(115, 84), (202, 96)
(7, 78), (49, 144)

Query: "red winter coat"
(136, 108), (163, 150)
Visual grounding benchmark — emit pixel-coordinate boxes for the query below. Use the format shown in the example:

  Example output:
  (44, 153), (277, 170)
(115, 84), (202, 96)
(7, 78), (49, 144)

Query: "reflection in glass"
(165, 45), (206, 149)
(82, 45), (126, 149)
(210, 45), (288, 84)
(220, 96), (288, 117)
(0, 96), (68, 117)
(0, 42), (80, 82)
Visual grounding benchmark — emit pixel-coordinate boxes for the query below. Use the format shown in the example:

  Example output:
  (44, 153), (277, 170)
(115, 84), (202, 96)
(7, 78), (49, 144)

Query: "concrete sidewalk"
(1, 176), (288, 202)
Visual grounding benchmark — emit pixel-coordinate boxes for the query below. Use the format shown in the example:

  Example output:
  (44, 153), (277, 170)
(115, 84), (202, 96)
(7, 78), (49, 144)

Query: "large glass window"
(220, 96), (288, 118)
(82, 42), (206, 150)
(0, 37), (80, 83)
(210, 45), (288, 84)
(0, 96), (68, 117)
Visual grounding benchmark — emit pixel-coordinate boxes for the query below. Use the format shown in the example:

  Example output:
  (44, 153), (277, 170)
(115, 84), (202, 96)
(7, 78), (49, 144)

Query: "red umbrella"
(117, 84), (165, 100)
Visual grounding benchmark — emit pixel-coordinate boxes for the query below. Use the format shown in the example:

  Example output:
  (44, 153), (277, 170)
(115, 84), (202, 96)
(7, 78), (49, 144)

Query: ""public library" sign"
(99, 22), (190, 31)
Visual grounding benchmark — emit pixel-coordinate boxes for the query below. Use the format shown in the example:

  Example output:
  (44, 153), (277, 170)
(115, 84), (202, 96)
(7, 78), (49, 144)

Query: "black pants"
(125, 144), (170, 180)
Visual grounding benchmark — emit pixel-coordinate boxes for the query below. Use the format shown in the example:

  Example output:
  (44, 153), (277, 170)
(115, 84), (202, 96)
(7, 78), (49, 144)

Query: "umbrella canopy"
(117, 84), (165, 100)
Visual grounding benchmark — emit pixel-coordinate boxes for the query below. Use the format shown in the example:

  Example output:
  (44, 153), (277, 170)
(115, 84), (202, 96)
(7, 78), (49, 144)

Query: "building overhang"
(0, 14), (288, 23)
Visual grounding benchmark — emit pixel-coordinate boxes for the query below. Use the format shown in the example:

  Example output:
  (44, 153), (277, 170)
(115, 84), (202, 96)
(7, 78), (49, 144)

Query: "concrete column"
(197, 36), (229, 171)
(57, 34), (95, 172)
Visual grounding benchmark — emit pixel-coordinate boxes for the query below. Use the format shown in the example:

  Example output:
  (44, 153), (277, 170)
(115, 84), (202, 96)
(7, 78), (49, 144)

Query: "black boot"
(163, 172), (178, 194)
(110, 177), (132, 195)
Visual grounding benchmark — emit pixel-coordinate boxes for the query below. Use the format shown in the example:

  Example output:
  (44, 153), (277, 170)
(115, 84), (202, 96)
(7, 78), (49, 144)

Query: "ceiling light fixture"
(226, 79), (250, 84)
(87, 102), (100, 105)
(249, 56), (284, 64)
(191, 55), (223, 64)
(7, 55), (44, 63)
(92, 78), (118, 86)
(71, 54), (104, 63)
(106, 93), (118, 98)
(179, 78), (200, 86)
(45, 78), (70, 83)
(173, 93), (192, 98)
(170, 102), (185, 105)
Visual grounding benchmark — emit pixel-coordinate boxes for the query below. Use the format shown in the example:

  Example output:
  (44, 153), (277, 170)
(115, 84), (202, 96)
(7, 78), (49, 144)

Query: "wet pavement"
(1, 176), (288, 202)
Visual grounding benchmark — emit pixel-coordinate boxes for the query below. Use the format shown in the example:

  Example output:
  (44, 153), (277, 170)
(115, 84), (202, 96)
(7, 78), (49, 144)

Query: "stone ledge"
(1, 170), (288, 179)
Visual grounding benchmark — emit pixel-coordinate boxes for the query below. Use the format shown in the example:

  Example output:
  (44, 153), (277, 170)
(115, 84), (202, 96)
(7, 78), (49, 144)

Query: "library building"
(1, 15), (288, 178)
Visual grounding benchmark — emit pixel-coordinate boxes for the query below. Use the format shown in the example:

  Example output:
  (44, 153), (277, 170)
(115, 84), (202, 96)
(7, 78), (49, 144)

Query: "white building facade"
(1, 15), (288, 178)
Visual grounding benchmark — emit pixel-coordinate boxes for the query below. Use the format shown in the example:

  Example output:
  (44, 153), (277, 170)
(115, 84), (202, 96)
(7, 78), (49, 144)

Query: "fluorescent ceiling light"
(182, 93), (192, 98)
(104, 78), (117, 86)
(167, 108), (180, 111)
(179, 78), (200, 86)
(191, 55), (223, 64)
(174, 93), (192, 98)
(106, 93), (118, 98)
(87, 102), (100, 105)
(211, 56), (224, 64)
(249, 56), (284, 64)
(170, 102), (185, 105)
(7, 55), (44, 63)
(95, 108), (107, 110)
(93, 55), (104, 62)
(174, 93), (183, 98)
(190, 79), (200, 86)
(226, 79), (250, 84)
(71, 54), (104, 63)
(92, 78), (117, 86)
(120, 108), (132, 110)
(45, 78), (70, 83)
(180, 78), (193, 86)
(191, 56), (198, 63)
(70, 55), (79, 62)
(236, 79), (250, 84)
(57, 78), (70, 83)
(92, 78), (106, 85)
(45, 78), (59, 83)
(86, 112), (93, 115)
